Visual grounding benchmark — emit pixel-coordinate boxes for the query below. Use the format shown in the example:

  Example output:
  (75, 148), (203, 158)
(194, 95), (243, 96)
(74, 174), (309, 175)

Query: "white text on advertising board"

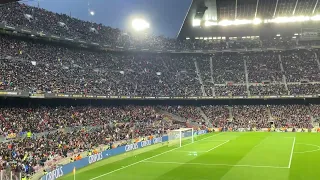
(88, 152), (103, 164)
(125, 143), (139, 152)
(197, 130), (206, 135)
(140, 140), (152, 148)
(152, 137), (163, 144)
(45, 167), (63, 180)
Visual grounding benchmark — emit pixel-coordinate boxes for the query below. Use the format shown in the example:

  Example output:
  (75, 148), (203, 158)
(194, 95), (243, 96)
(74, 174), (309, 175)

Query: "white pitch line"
(142, 161), (288, 169)
(175, 151), (207, 153)
(201, 139), (232, 142)
(206, 140), (230, 152)
(288, 137), (296, 168)
(89, 133), (224, 180)
(294, 143), (320, 154)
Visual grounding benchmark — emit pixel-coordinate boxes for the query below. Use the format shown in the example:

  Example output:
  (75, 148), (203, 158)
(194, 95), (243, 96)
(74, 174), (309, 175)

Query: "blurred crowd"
(159, 105), (316, 130)
(0, 102), (318, 177)
(1, 2), (320, 51)
(1, 2), (320, 179)
(0, 105), (180, 177)
(270, 105), (312, 129)
(1, 35), (320, 97)
(0, 3), (319, 97)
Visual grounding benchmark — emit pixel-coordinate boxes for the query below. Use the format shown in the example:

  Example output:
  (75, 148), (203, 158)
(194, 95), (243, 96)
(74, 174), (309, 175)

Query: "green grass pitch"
(59, 132), (320, 180)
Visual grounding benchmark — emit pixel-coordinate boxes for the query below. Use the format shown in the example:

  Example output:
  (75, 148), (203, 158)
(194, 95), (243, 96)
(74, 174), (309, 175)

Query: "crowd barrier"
(41, 130), (207, 180)
(0, 170), (21, 180)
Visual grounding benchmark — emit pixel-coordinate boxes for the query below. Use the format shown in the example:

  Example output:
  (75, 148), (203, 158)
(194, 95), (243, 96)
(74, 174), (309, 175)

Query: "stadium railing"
(0, 169), (21, 180)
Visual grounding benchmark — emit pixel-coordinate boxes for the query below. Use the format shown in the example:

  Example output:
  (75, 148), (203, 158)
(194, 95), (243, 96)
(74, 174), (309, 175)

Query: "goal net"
(168, 128), (194, 147)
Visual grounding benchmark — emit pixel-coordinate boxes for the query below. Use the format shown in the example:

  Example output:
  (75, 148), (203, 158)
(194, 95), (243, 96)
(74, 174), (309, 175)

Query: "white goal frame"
(169, 128), (194, 147)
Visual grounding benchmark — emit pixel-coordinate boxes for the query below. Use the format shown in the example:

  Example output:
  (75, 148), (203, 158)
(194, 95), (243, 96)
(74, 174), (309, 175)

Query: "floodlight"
(295, 16), (310, 21)
(311, 15), (320, 21)
(192, 19), (201, 27)
(234, 19), (252, 25)
(204, 21), (217, 27)
(132, 18), (150, 31)
(253, 18), (262, 25)
(270, 16), (310, 23)
(219, 20), (233, 26)
(90, 11), (95, 16)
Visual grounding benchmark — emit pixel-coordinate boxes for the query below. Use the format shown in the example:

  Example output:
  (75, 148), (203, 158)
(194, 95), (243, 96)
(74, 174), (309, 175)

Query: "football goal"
(168, 128), (194, 147)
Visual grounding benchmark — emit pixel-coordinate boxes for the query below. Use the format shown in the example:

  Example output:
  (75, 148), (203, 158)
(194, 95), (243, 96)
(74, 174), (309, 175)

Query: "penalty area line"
(288, 137), (296, 168)
(206, 140), (230, 152)
(201, 140), (232, 142)
(89, 133), (224, 180)
(142, 161), (288, 169)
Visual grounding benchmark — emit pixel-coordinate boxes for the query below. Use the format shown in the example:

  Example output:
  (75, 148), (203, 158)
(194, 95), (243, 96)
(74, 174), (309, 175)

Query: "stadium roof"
(177, 0), (320, 40)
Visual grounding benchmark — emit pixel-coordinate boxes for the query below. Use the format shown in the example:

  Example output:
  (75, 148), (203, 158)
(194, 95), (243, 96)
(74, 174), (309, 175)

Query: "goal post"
(168, 128), (194, 147)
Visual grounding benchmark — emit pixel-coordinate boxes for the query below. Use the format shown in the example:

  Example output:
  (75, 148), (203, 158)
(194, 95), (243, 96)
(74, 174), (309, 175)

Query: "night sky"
(25, 0), (191, 38)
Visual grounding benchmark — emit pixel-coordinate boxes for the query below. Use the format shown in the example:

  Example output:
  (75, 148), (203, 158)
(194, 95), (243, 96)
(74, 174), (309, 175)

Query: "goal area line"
(142, 160), (289, 169)
(176, 140), (230, 153)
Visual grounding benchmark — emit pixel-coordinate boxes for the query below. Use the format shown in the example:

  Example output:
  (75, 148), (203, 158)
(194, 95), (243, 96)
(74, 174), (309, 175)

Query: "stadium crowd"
(1, 35), (320, 97)
(0, 105), (180, 178)
(1, 2), (320, 179)
(0, 2), (320, 97)
(0, 103), (317, 178)
(1, 2), (320, 51)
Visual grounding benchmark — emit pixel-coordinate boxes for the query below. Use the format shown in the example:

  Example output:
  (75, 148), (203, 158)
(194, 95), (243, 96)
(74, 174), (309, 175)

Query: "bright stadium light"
(219, 20), (234, 26)
(268, 16), (310, 23)
(200, 15), (317, 27)
(295, 16), (310, 21)
(311, 15), (320, 21)
(132, 18), (150, 31)
(234, 19), (252, 25)
(253, 18), (262, 25)
(89, 11), (95, 16)
(192, 19), (201, 27)
(205, 21), (217, 27)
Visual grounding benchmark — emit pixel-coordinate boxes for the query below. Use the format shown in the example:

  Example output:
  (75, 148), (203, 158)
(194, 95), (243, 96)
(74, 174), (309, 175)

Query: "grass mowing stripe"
(142, 161), (288, 169)
(89, 133), (224, 180)
(288, 137), (296, 168)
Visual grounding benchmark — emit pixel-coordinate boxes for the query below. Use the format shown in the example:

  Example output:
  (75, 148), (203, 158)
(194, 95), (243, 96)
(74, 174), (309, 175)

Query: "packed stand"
(0, 106), (166, 136)
(232, 105), (269, 129)
(0, 105), (182, 177)
(246, 52), (283, 83)
(288, 84), (320, 95)
(2, 2), (320, 51)
(0, 35), (202, 96)
(262, 39), (297, 48)
(270, 105), (312, 128)
(161, 106), (204, 124)
(228, 40), (261, 49)
(211, 54), (245, 84)
(249, 85), (288, 96)
(282, 50), (320, 82)
(201, 106), (230, 127)
(0, 2), (225, 51)
(1, 35), (320, 97)
(215, 85), (247, 96)
(310, 104), (320, 122)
